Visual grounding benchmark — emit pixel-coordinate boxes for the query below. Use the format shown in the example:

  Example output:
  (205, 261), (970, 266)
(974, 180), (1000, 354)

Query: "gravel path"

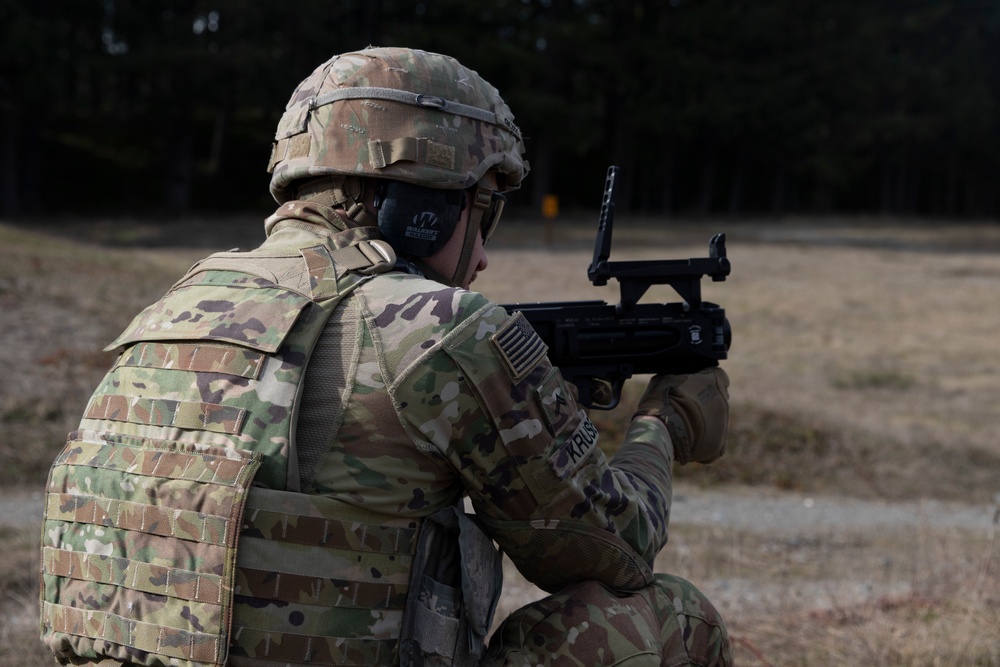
(6, 483), (996, 534)
(9, 481), (999, 653)
(671, 485), (999, 534)
(2, 487), (45, 528)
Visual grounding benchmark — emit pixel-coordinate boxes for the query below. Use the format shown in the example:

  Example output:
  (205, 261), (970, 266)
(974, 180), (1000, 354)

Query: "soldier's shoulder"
(359, 272), (501, 330)
(356, 273), (512, 377)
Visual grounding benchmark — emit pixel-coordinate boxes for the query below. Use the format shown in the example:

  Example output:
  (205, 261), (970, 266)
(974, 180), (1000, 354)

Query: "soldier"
(40, 47), (732, 666)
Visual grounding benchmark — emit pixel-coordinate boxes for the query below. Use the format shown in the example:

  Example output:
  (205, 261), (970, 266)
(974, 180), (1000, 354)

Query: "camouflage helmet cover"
(268, 47), (529, 204)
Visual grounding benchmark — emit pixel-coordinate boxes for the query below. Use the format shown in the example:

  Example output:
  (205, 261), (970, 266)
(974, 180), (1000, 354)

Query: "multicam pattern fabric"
(484, 574), (732, 666)
(41, 201), (729, 666)
(268, 47), (529, 202)
(41, 431), (261, 666)
(39, 208), (407, 666)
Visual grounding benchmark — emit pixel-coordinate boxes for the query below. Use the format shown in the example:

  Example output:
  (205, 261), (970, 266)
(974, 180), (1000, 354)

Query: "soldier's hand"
(633, 367), (730, 465)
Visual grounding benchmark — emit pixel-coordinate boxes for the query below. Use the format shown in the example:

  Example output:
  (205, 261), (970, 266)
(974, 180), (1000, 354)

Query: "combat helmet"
(267, 46), (528, 202)
(267, 47), (528, 286)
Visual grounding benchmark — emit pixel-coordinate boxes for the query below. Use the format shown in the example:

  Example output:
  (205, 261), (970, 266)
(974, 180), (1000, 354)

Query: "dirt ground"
(5, 481), (997, 665)
(3, 215), (1000, 665)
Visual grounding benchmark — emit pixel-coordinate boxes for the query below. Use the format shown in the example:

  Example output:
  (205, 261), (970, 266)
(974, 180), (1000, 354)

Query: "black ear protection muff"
(374, 181), (466, 257)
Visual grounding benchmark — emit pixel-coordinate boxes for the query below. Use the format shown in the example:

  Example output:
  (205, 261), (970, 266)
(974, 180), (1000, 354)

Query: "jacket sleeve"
(388, 296), (674, 593)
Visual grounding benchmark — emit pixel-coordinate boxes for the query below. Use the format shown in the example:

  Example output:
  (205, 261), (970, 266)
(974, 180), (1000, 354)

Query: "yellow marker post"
(542, 194), (559, 244)
(542, 194), (559, 219)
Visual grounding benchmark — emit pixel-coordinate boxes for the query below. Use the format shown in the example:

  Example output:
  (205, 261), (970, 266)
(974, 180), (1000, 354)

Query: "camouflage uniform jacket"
(295, 203), (676, 591)
(40, 201), (676, 666)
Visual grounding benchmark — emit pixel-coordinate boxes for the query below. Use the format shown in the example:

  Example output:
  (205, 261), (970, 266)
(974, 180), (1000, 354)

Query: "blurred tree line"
(2, 0), (998, 219)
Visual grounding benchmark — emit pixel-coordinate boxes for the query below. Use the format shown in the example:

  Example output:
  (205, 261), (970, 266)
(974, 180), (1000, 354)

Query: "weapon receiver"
(502, 165), (732, 409)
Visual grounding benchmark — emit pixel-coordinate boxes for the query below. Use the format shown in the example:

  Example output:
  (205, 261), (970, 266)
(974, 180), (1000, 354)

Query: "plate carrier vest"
(38, 234), (434, 666)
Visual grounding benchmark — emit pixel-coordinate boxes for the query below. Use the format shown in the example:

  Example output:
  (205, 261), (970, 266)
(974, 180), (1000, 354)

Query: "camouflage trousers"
(482, 574), (731, 666)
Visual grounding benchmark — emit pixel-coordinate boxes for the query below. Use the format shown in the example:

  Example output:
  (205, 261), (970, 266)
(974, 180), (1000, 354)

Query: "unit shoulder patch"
(491, 311), (548, 382)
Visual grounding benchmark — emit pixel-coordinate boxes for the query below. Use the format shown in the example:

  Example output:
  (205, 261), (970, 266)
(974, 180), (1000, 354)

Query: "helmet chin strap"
(451, 186), (492, 286)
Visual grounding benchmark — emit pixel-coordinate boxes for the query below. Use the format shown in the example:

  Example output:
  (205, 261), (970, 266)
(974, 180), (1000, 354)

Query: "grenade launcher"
(502, 166), (732, 409)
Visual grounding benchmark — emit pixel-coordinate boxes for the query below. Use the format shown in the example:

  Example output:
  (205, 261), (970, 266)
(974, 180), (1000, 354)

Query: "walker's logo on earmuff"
(405, 212), (441, 242)
(375, 181), (463, 256)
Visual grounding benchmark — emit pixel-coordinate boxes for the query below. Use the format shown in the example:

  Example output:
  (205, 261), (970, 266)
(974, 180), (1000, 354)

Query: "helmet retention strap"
(452, 185), (492, 285)
(297, 176), (379, 227)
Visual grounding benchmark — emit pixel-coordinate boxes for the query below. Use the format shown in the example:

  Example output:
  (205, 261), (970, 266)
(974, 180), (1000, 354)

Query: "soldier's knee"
(485, 580), (663, 665)
(485, 577), (733, 666)
(652, 573), (732, 667)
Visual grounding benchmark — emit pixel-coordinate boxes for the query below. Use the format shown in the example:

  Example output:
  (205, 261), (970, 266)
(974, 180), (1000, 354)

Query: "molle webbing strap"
(228, 629), (398, 665)
(42, 602), (223, 665)
(241, 496), (418, 554)
(231, 487), (419, 665)
(43, 547), (225, 605)
(84, 393), (247, 435)
(40, 432), (262, 667)
(44, 491), (235, 545)
(115, 341), (267, 380)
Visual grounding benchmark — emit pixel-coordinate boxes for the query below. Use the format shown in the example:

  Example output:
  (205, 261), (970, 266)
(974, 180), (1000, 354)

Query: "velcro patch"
(286, 133), (312, 160)
(425, 140), (456, 169)
(491, 312), (548, 382)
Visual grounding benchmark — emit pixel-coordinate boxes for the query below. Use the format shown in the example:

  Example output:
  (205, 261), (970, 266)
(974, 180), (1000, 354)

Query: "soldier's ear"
(374, 181), (465, 257)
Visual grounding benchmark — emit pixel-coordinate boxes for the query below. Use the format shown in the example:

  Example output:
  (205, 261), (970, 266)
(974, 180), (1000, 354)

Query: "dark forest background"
(2, 0), (999, 220)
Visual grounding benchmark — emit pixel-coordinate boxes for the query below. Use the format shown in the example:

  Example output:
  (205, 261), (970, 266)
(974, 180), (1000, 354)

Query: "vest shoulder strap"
(176, 239), (396, 301)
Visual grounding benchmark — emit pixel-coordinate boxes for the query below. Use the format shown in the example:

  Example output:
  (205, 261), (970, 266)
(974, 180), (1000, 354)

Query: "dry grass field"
(2, 215), (998, 665)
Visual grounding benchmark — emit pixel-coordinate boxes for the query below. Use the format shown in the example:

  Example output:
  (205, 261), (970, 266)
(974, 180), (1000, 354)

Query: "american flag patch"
(492, 312), (548, 381)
